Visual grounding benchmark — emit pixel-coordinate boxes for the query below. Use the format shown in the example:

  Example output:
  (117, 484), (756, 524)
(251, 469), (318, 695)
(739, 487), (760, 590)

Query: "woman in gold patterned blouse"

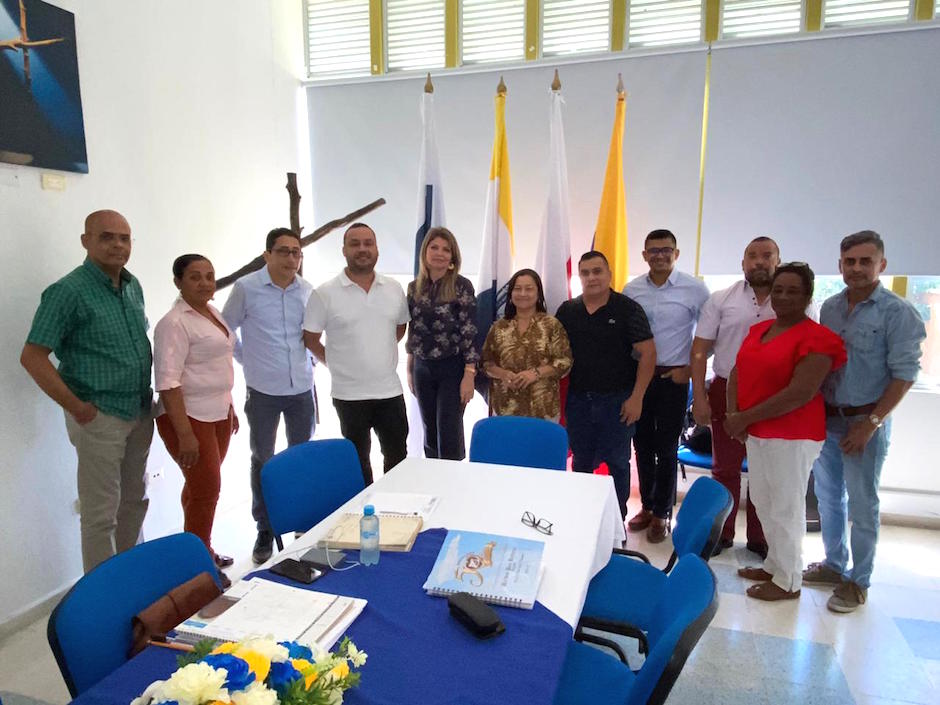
(482, 269), (572, 420)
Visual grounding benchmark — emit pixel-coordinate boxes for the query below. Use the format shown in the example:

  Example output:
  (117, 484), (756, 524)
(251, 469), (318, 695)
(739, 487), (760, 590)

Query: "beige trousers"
(65, 409), (153, 572)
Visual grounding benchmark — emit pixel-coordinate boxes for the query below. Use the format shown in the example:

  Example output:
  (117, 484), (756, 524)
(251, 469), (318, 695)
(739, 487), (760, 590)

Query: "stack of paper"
(317, 513), (423, 552)
(173, 578), (366, 650)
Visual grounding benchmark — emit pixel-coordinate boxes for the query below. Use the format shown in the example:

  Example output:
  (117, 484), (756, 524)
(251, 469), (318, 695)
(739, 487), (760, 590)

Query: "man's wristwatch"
(868, 413), (884, 428)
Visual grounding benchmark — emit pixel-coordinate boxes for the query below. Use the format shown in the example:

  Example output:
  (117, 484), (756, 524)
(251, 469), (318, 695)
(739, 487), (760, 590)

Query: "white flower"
(131, 678), (167, 705)
(238, 636), (289, 663)
(230, 681), (278, 705)
(158, 662), (229, 704)
(346, 643), (367, 667)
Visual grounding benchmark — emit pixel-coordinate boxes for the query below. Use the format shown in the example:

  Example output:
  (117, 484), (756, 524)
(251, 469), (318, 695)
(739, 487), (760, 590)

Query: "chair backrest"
(47, 532), (217, 696)
(468, 416), (569, 471)
(629, 555), (718, 705)
(261, 439), (365, 539)
(667, 476), (733, 570)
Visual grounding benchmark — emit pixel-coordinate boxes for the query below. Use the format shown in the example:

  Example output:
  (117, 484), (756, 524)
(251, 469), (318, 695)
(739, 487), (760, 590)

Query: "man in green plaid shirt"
(21, 210), (154, 572)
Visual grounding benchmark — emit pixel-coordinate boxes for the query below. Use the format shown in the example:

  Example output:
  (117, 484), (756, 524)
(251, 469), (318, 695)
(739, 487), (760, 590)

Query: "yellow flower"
(212, 642), (238, 655)
(291, 658), (318, 689)
(236, 650), (270, 683)
(329, 662), (350, 681)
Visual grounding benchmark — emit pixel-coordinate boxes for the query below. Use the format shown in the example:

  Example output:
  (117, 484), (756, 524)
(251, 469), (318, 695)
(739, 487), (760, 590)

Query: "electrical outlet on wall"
(149, 465), (164, 481)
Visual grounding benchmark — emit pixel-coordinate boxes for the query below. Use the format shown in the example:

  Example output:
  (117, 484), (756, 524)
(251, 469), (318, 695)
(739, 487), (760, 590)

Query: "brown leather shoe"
(738, 566), (773, 581)
(746, 581), (800, 601)
(627, 509), (653, 532)
(647, 517), (668, 543)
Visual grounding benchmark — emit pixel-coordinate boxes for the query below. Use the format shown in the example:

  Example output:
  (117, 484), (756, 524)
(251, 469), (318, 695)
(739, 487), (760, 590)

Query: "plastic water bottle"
(360, 504), (380, 566)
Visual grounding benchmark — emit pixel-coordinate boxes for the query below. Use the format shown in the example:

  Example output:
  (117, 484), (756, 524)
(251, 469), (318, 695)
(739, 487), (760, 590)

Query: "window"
(386, 0), (446, 72)
(824, 0), (912, 28)
(629, 0), (703, 47)
(721, 0), (802, 39)
(462, 0), (526, 64)
(542, 0), (610, 57)
(305, 0), (372, 78)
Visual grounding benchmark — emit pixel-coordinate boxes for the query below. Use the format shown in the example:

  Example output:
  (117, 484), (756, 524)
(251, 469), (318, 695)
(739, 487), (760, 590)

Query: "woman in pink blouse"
(154, 254), (237, 584)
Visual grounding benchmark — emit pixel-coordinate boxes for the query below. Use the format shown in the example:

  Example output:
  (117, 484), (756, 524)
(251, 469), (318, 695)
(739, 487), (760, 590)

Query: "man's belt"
(655, 365), (684, 375)
(825, 402), (877, 417)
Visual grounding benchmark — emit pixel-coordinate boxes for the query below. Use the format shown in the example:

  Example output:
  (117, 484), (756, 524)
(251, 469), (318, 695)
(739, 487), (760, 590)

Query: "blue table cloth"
(71, 528), (573, 705)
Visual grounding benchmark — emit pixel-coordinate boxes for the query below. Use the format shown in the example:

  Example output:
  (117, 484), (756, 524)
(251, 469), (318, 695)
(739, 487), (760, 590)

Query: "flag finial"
(424, 72), (434, 93)
(551, 69), (561, 91)
(616, 73), (625, 96)
(497, 75), (507, 95)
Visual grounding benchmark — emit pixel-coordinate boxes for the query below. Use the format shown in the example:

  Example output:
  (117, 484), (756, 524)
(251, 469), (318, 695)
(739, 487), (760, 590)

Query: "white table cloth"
(270, 457), (626, 628)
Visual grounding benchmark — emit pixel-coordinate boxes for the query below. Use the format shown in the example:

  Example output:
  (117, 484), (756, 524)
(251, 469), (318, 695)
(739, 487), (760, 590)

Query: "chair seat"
(581, 555), (666, 629)
(553, 641), (636, 705)
(677, 445), (748, 471)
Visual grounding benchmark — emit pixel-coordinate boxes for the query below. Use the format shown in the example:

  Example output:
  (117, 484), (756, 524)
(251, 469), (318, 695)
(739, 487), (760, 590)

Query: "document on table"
(364, 491), (439, 520)
(173, 578), (366, 650)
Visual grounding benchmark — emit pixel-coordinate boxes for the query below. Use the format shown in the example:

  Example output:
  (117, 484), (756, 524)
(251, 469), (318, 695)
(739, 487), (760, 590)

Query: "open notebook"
(317, 513), (423, 552)
(422, 530), (545, 609)
(173, 578), (366, 650)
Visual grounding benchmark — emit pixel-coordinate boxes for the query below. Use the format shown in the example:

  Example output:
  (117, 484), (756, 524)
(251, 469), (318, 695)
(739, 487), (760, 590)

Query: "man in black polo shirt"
(556, 251), (656, 520)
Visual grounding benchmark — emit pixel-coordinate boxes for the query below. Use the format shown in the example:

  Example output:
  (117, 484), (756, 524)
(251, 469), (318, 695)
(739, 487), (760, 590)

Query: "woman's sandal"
(746, 581), (801, 601)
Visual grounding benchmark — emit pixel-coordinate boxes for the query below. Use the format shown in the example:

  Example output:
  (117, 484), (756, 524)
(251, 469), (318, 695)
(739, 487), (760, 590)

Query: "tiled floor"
(2, 477), (939, 704)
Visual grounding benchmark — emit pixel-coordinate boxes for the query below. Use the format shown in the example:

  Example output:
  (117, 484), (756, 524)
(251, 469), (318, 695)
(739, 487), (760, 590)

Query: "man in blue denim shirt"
(803, 231), (925, 613)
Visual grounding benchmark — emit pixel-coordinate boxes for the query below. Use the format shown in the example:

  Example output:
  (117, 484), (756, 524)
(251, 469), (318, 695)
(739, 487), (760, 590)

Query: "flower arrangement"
(131, 636), (367, 705)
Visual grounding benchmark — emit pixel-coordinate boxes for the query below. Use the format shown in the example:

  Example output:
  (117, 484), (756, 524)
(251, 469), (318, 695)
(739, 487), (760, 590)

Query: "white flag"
(535, 89), (572, 316)
(408, 88), (448, 457)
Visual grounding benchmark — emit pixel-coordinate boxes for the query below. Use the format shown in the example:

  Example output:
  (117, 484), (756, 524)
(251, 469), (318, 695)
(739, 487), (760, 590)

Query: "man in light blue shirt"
(222, 227), (315, 563)
(623, 230), (709, 542)
(803, 231), (925, 613)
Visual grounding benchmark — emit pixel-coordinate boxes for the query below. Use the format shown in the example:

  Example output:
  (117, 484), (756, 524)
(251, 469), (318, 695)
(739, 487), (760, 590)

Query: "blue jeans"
(244, 387), (316, 532)
(811, 415), (891, 589)
(414, 355), (466, 460)
(565, 390), (635, 519)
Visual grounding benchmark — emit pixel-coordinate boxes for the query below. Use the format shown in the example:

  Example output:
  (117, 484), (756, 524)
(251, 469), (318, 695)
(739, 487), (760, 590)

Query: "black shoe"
(746, 542), (769, 560)
(712, 537), (733, 557)
(217, 569), (232, 590)
(252, 531), (274, 564)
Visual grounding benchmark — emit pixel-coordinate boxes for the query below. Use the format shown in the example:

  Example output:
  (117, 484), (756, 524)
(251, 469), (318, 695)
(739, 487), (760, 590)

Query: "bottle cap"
(364, 504), (375, 516)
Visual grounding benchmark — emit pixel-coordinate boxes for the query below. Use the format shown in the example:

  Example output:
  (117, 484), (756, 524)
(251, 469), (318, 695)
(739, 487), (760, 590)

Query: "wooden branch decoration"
(215, 196), (387, 290)
(287, 172), (302, 235)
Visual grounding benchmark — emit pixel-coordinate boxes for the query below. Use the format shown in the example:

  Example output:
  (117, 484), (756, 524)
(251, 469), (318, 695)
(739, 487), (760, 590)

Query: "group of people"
(21, 209), (925, 614)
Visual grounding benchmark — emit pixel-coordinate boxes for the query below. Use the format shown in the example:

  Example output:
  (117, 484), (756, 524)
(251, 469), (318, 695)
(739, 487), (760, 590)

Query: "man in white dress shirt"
(690, 237), (780, 557)
(304, 223), (410, 486)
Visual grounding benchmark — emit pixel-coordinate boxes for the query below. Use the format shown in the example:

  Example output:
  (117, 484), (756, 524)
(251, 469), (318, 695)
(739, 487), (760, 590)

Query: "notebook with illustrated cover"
(422, 530), (545, 609)
(317, 513), (423, 552)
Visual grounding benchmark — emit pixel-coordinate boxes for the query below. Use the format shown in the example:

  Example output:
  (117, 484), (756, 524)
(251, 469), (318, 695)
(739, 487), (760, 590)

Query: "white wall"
(0, 0), (307, 626)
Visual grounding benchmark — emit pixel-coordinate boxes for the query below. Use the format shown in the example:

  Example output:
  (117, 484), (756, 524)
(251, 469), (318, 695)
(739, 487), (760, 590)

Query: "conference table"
(71, 457), (626, 705)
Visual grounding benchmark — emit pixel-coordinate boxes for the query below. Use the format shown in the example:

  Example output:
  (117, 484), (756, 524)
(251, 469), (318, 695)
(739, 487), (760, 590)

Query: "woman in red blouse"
(724, 263), (846, 601)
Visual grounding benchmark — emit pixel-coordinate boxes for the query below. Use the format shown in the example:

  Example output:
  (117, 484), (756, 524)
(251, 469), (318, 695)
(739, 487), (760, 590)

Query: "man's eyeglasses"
(272, 247), (303, 258)
(521, 511), (553, 535)
(645, 247), (675, 256)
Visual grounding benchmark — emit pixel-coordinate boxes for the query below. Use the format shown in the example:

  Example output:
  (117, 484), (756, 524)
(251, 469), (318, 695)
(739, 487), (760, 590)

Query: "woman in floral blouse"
(406, 228), (479, 460)
(482, 269), (572, 420)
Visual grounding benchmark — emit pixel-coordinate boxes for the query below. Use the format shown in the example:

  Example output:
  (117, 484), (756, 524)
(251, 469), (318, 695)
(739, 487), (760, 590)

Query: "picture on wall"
(0, 0), (88, 173)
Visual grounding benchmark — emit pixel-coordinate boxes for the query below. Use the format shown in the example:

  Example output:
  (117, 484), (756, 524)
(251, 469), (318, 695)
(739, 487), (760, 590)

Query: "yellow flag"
(593, 91), (628, 291)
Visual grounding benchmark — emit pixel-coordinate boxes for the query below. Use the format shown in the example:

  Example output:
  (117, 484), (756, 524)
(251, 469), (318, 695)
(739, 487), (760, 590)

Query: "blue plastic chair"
(555, 554), (718, 705)
(468, 416), (569, 471)
(576, 476), (731, 661)
(47, 532), (218, 697)
(260, 438), (365, 551)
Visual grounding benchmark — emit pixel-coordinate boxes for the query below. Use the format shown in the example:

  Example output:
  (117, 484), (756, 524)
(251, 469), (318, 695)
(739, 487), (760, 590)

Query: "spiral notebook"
(422, 530), (545, 609)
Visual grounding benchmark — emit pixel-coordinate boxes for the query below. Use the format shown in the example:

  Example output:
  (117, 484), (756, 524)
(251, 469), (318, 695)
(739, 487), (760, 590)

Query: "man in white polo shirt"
(304, 222), (410, 485)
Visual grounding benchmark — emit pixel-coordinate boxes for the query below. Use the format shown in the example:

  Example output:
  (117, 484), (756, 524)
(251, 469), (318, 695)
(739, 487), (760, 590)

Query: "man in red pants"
(690, 237), (781, 557)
